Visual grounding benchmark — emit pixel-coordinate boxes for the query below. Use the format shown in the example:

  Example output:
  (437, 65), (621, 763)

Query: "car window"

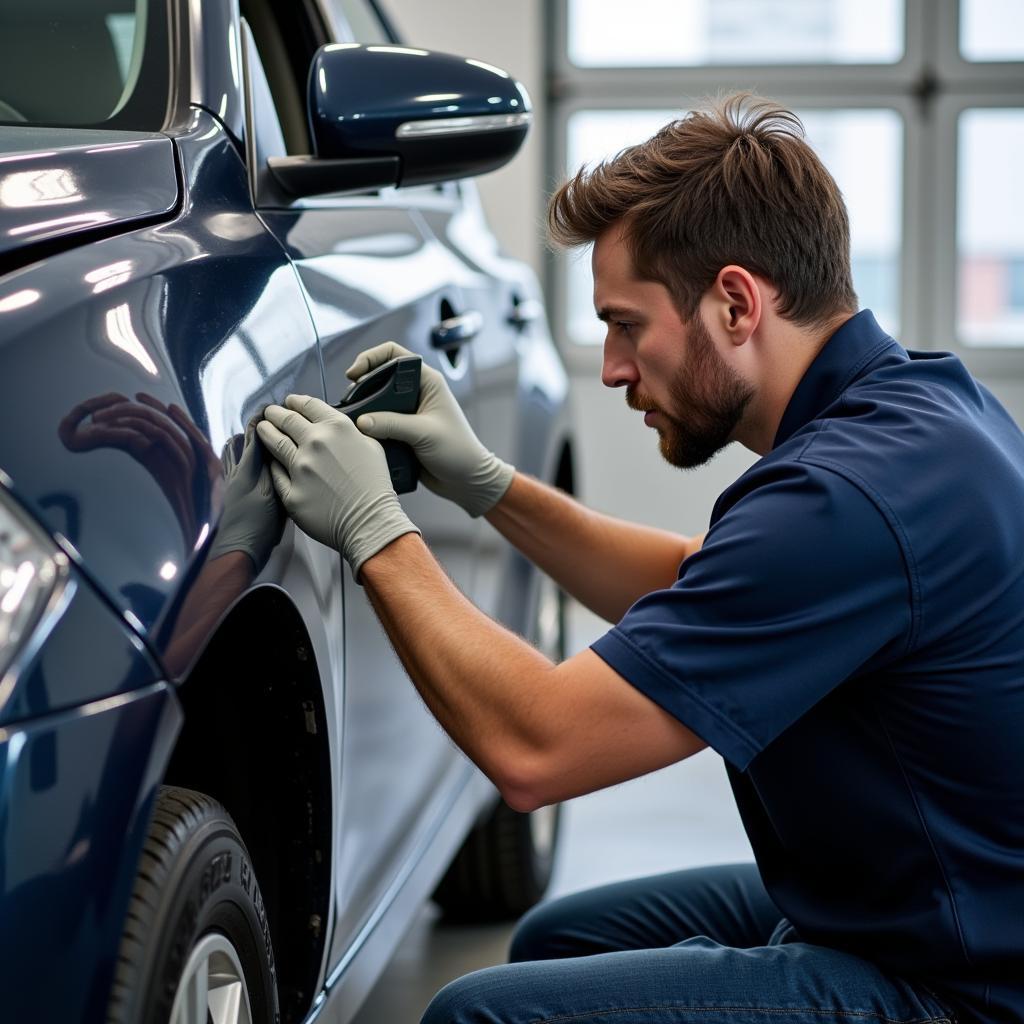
(0, 0), (169, 129)
(242, 0), (328, 155)
(321, 0), (393, 44)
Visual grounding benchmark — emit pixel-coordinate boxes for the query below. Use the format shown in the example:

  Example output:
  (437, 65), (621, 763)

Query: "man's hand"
(346, 342), (515, 517)
(257, 394), (420, 578)
(207, 417), (284, 572)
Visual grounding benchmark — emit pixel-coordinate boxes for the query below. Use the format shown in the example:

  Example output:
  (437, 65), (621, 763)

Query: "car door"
(236, 3), (482, 960)
(413, 184), (537, 622)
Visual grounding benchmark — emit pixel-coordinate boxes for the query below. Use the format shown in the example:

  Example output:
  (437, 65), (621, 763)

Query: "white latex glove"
(207, 418), (284, 572)
(346, 342), (515, 517)
(257, 395), (420, 580)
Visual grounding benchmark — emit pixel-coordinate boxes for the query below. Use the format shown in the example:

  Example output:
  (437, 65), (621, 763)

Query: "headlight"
(0, 488), (69, 683)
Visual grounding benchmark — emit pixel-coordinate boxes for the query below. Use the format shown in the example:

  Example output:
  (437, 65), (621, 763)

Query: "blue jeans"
(422, 864), (956, 1024)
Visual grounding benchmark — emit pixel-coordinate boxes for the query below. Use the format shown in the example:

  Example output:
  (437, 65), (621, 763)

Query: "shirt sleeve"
(590, 460), (912, 771)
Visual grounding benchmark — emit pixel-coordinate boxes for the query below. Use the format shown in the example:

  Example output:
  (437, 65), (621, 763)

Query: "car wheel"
(433, 573), (564, 921)
(106, 786), (279, 1024)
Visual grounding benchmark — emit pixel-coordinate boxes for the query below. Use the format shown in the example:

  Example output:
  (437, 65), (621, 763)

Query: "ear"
(710, 265), (761, 346)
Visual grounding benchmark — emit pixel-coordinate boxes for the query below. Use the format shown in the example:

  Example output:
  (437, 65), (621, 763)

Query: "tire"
(107, 786), (279, 1024)
(433, 796), (562, 922)
(433, 573), (565, 922)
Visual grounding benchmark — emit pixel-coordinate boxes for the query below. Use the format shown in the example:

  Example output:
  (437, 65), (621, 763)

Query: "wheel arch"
(162, 585), (332, 1024)
(552, 436), (576, 497)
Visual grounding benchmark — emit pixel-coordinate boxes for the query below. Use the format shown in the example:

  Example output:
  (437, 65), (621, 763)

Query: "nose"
(601, 334), (638, 390)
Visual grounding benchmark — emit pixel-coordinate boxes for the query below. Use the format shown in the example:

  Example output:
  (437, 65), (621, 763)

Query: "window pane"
(0, 0), (168, 129)
(567, 0), (903, 67)
(960, 0), (1024, 62)
(324, 0), (392, 44)
(564, 110), (674, 345)
(563, 109), (902, 345)
(958, 110), (1024, 347)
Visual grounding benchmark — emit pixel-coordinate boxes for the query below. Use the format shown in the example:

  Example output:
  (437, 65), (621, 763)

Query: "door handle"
(507, 297), (543, 331)
(431, 310), (483, 351)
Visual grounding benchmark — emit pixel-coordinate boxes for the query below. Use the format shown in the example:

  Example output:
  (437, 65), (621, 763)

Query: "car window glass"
(322, 0), (392, 43)
(0, 0), (169, 129)
(241, 0), (327, 154)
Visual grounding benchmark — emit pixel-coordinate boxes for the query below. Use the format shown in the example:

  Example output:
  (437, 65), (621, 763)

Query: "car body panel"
(0, 110), (325, 672)
(415, 184), (573, 632)
(0, 588), (180, 1021)
(0, 128), (178, 264)
(187, 0), (248, 151)
(267, 199), (479, 965)
(310, 764), (495, 1024)
(254, 130), (483, 987)
(0, 512), (156, 726)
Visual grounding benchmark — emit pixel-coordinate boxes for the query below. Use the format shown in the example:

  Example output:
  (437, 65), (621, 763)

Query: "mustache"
(625, 387), (658, 413)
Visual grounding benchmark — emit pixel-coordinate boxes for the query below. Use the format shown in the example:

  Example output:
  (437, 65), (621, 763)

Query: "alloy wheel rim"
(529, 802), (559, 860)
(169, 932), (253, 1024)
(531, 574), (563, 861)
(535, 576), (564, 662)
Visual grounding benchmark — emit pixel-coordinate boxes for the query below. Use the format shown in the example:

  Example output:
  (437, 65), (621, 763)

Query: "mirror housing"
(268, 44), (531, 198)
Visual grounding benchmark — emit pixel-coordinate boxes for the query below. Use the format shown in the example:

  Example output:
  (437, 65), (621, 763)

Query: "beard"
(626, 313), (754, 469)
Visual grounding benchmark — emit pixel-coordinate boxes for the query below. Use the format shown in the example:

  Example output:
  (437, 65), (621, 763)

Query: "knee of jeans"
(420, 967), (505, 1024)
(509, 899), (563, 963)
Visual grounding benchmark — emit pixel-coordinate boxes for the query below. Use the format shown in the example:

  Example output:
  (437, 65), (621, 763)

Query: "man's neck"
(736, 311), (855, 455)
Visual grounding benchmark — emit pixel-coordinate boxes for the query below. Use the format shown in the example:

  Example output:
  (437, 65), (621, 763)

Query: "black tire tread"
(106, 786), (237, 1024)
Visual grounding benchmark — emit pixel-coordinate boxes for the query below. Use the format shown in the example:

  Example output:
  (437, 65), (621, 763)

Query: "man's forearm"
(485, 472), (702, 622)
(359, 531), (707, 811)
(360, 532), (559, 807)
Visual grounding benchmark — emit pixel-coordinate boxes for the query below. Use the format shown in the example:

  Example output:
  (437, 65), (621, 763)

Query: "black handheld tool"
(335, 355), (422, 494)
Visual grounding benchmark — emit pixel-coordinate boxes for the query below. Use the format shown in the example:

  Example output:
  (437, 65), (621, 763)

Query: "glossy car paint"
(0, 128), (177, 265)
(0, 554), (180, 1022)
(309, 44), (531, 186)
(261, 185), (484, 966)
(0, 0), (575, 1020)
(0, 109), (325, 657)
(414, 184), (571, 635)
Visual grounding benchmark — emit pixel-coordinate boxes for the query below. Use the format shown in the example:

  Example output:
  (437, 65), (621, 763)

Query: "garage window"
(548, 0), (1024, 369)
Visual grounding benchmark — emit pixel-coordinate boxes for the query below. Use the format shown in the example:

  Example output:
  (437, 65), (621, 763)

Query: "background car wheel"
(106, 786), (279, 1024)
(433, 573), (565, 921)
(433, 796), (562, 922)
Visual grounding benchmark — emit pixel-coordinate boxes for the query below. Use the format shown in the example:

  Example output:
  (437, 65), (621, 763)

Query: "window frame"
(930, 92), (1024, 377)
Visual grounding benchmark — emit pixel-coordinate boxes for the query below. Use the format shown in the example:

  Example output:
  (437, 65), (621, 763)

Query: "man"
(256, 95), (1024, 1023)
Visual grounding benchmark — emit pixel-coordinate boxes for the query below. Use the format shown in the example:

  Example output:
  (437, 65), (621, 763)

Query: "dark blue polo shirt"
(592, 310), (1024, 1022)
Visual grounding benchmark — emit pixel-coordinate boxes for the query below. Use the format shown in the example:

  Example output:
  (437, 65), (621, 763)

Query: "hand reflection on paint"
(58, 394), (285, 677)
(58, 391), (222, 545)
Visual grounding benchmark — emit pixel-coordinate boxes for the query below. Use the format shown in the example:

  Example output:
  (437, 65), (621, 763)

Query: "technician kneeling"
(257, 94), (1024, 1024)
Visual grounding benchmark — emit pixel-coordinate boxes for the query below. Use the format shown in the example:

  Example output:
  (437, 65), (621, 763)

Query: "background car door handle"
(507, 297), (543, 330)
(431, 310), (483, 350)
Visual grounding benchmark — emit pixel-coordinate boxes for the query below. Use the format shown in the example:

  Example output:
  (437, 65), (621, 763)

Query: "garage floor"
(352, 604), (754, 1024)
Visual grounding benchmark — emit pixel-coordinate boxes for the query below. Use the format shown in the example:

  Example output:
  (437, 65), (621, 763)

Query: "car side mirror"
(267, 44), (531, 199)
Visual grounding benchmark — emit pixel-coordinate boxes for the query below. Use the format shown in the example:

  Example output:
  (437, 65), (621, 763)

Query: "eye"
(614, 321), (635, 336)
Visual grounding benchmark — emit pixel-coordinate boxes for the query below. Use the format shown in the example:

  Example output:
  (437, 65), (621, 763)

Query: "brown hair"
(548, 93), (857, 328)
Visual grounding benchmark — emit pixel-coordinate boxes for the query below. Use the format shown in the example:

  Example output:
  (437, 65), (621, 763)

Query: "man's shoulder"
(713, 438), (890, 531)
(772, 351), (1024, 505)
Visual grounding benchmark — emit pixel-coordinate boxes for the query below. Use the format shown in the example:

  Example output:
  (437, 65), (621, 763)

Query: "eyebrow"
(596, 306), (644, 323)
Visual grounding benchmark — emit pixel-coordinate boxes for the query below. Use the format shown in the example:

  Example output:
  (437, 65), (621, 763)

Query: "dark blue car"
(0, 1), (574, 1020)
